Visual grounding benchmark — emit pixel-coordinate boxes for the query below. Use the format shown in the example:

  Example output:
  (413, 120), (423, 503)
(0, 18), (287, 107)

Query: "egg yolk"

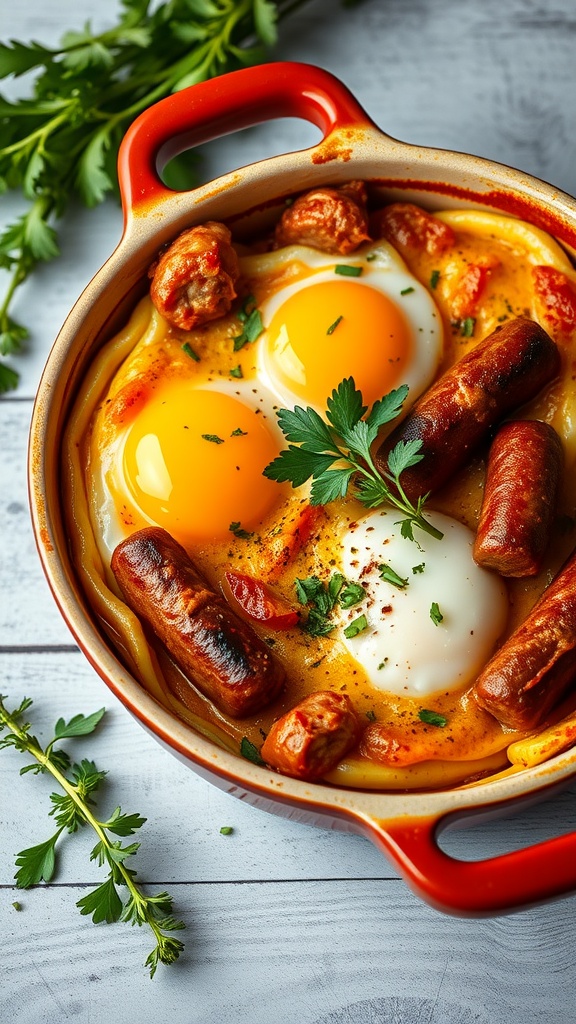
(121, 381), (281, 545)
(264, 278), (413, 408)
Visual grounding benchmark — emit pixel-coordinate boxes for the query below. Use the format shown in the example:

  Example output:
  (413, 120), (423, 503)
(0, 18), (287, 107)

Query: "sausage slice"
(473, 549), (576, 730)
(375, 317), (560, 502)
(473, 419), (563, 577)
(111, 527), (285, 718)
(260, 690), (361, 780)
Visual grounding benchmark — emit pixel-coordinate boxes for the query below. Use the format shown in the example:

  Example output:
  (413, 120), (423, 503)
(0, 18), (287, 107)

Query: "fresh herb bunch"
(0, 0), (310, 392)
(0, 694), (184, 978)
(263, 376), (443, 541)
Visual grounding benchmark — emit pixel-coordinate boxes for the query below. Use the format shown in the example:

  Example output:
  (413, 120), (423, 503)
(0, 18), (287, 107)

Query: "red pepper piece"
(224, 571), (300, 630)
(533, 265), (576, 336)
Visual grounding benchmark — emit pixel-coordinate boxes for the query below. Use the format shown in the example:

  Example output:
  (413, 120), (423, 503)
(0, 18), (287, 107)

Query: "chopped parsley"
(230, 427), (247, 436)
(338, 582), (366, 608)
(378, 563), (408, 589)
(327, 315), (344, 335)
(240, 737), (265, 765)
(400, 286), (415, 295)
(430, 269), (440, 289)
(230, 364), (243, 379)
(343, 613), (368, 639)
(460, 316), (476, 338)
(365, 709), (377, 722)
(233, 295), (264, 351)
(429, 601), (444, 626)
(181, 341), (200, 361)
(295, 572), (366, 637)
(219, 826), (234, 836)
(229, 521), (254, 539)
(418, 708), (447, 728)
(201, 434), (224, 444)
(412, 562), (425, 574)
(334, 264), (363, 277)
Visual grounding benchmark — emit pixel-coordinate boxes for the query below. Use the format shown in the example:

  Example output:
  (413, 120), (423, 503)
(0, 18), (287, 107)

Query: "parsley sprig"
(0, 0), (312, 392)
(263, 377), (443, 541)
(0, 694), (184, 978)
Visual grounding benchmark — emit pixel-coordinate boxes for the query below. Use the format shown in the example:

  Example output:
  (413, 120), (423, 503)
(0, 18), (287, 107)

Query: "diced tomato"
(533, 265), (576, 336)
(372, 202), (456, 256)
(449, 256), (500, 320)
(224, 571), (300, 630)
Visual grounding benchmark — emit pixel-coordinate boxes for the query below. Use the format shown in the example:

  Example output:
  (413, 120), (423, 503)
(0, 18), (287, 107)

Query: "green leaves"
(295, 571), (367, 637)
(264, 376), (443, 541)
(418, 708), (447, 727)
(77, 876), (124, 924)
(0, 1), (304, 391)
(232, 295), (264, 351)
(0, 40), (54, 78)
(253, 0), (279, 46)
(240, 736), (265, 765)
(76, 131), (114, 207)
(14, 833), (60, 888)
(0, 694), (184, 978)
(53, 708), (106, 741)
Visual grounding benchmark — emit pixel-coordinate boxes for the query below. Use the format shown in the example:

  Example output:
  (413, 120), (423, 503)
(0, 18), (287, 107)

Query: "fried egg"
(336, 509), (508, 697)
(93, 374), (287, 556)
(94, 239), (443, 558)
(249, 241), (443, 412)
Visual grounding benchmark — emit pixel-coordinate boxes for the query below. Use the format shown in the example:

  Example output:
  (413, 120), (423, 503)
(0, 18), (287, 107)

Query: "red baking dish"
(28, 61), (576, 916)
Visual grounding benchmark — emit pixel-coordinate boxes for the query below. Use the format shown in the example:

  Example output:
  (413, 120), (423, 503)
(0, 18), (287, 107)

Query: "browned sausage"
(374, 317), (560, 503)
(111, 527), (285, 718)
(473, 420), (563, 577)
(149, 221), (240, 331)
(274, 181), (370, 254)
(260, 691), (361, 780)
(370, 201), (456, 257)
(473, 550), (576, 730)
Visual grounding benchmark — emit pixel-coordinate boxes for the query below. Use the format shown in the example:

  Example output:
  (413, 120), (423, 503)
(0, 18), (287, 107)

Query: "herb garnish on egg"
(263, 376), (442, 542)
(429, 601), (444, 626)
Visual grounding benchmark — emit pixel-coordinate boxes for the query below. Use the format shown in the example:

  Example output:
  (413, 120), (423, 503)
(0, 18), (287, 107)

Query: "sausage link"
(260, 691), (361, 780)
(149, 221), (239, 331)
(473, 420), (563, 577)
(111, 527), (285, 718)
(374, 317), (560, 502)
(473, 550), (576, 730)
(370, 201), (456, 257)
(274, 181), (370, 254)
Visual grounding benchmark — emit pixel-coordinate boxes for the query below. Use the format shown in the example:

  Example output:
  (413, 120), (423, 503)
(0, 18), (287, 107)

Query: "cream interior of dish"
(63, 208), (576, 790)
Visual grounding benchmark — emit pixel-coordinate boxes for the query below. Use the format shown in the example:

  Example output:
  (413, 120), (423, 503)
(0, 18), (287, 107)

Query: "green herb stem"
(0, 0), (317, 391)
(0, 695), (184, 978)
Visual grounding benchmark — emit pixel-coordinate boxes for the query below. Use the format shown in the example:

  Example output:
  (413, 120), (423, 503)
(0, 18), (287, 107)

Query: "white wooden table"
(3, 1), (576, 1020)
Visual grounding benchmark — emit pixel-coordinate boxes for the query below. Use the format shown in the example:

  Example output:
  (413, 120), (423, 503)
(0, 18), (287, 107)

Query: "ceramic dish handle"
(368, 808), (576, 914)
(118, 61), (376, 212)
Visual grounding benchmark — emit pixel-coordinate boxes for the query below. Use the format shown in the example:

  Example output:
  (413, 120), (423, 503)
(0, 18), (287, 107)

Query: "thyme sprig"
(0, 694), (184, 978)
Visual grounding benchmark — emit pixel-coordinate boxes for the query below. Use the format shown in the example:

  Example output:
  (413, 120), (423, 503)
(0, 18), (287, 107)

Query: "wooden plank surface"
(3, 1), (576, 1020)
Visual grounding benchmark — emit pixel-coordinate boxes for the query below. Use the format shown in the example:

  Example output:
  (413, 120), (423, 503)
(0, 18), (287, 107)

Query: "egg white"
(335, 509), (508, 697)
